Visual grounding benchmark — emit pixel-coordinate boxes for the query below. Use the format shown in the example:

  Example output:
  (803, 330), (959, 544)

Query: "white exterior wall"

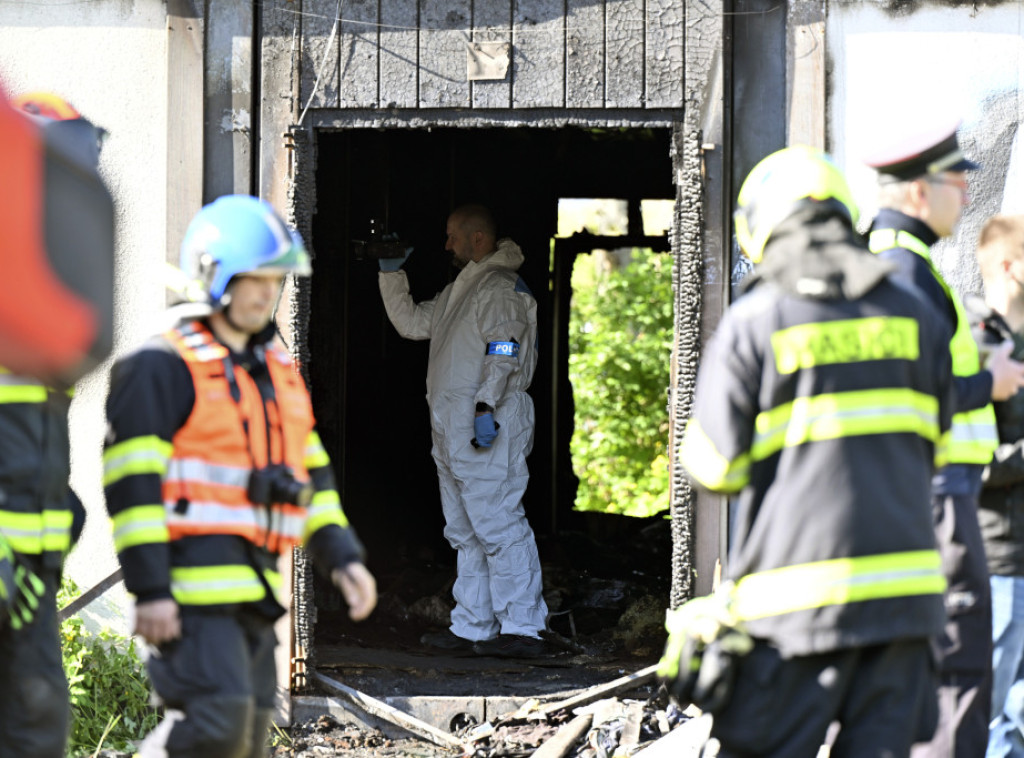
(829, 1), (1024, 298)
(0, 0), (170, 632)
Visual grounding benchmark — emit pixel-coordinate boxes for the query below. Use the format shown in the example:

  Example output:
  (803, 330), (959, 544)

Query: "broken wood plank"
(312, 671), (464, 749)
(618, 701), (645, 753)
(537, 664), (659, 717)
(531, 713), (593, 758)
(632, 713), (713, 758)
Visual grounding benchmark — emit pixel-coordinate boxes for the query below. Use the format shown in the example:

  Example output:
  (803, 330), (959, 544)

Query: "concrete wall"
(829, 0), (1024, 298)
(0, 0), (170, 632)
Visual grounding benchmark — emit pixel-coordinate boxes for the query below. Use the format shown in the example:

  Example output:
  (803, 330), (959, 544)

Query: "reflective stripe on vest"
(0, 508), (73, 555)
(732, 549), (946, 621)
(163, 322), (318, 552)
(869, 228), (998, 464)
(170, 563), (282, 606)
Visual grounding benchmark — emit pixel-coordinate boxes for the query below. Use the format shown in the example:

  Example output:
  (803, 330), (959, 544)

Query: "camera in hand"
(247, 464), (314, 508)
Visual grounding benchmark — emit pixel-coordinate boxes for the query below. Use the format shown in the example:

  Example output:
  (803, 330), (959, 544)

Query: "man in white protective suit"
(378, 204), (550, 659)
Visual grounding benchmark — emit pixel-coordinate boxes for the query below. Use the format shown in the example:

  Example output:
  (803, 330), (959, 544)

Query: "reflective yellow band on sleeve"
(732, 550), (946, 621)
(111, 505), (170, 552)
(0, 509), (73, 555)
(103, 435), (174, 486)
(304, 489), (350, 539)
(679, 418), (750, 493)
(0, 385), (48, 404)
(304, 431), (331, 470)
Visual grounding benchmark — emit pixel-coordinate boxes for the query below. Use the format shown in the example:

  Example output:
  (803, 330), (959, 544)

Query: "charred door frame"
(284, 110), (699, 684)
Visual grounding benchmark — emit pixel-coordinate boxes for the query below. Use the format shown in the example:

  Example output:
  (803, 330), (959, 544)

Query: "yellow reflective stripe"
(304, 431), (330, 470)
(0, 510), (74, 554)
(103, 435), (174, 486)
(771, 317), (919, 374)
(304, 490), (349, 539)
(679, 418), (749, 493)
(170, 564), (269, 605)
(732, 550), (946, 621)
(752, 388), (940, 461)
(111, 506), (169, 552)
(42, 509), (73, 553)
(0, 518), (42, 553)
(0, 385), (48, 404)
(868, 228), (931, 260)
(935, 429), (951, 469)
(870, 227), (998, 463)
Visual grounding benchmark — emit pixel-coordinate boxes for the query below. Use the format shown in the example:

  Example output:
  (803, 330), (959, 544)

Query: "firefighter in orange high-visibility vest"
(103, 195), (377, 758)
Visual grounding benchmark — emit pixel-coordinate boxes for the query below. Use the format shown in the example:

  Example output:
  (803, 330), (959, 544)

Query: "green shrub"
(569, 248), (673, 518)
(58, 577), (159, 757)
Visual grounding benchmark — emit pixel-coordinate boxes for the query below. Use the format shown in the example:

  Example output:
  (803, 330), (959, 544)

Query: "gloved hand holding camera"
(657, 587), (753, 714)
(377, 242), (413, 273)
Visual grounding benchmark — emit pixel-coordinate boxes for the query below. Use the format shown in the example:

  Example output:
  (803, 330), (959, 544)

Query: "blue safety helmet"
(180, 195), (311, 307)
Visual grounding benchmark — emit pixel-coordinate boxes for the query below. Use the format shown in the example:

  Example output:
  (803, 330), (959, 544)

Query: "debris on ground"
(272, 691), (703, 757)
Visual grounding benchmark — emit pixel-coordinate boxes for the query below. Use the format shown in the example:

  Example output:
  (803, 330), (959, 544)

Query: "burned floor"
(304, 511), (672, 697)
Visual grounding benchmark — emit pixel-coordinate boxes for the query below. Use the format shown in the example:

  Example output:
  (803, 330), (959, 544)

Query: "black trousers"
(911, 492), (992, 758)
(147, 609), (278, 758)
(710, 639), (937, 758)
(0, 570), (69, 758)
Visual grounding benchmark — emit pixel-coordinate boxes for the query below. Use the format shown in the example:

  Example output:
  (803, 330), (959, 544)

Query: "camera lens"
(274, 477), (314, 508)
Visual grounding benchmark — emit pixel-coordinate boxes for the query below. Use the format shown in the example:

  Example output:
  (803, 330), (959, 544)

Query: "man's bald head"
(446, 204), (498, 266)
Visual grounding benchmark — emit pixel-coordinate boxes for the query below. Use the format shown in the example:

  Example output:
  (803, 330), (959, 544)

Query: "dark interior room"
(304, 126), (677, 681)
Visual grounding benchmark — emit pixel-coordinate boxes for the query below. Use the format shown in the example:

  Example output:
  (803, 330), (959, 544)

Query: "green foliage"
(570, 248), (673, 518)
(58, 578), (159, 757)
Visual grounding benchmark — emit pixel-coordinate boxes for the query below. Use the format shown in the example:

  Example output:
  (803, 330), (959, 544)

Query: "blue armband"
(485, 340), (519, 358)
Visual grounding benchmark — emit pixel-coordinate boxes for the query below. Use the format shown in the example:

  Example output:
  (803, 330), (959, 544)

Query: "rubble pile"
(273, 697), (701, 758)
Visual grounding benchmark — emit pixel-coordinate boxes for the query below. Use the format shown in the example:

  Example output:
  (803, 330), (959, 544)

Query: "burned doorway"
(306, 126), (675, 668)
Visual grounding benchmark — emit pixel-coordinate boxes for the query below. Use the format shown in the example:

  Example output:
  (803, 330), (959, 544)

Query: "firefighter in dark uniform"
(659, 146), (956, 757)
(0, 92), (104, 758)
(103, 195), (377, 758)
(864, 123), (1024, 758)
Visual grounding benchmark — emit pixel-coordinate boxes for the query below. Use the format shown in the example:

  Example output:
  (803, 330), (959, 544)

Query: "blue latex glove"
(472, 413), (499, 448)
(378, 247), (413, 273)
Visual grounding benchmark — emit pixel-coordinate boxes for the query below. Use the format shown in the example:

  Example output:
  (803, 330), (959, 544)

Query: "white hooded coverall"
(379, 239), (548, 640)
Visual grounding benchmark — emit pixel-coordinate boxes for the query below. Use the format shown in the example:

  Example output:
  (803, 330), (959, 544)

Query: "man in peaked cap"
(866, 120), (1024, 758)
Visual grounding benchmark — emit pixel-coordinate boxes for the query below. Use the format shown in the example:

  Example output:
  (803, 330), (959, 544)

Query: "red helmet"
(11, 90), (105, 169)
(10, 91), (81, 121)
